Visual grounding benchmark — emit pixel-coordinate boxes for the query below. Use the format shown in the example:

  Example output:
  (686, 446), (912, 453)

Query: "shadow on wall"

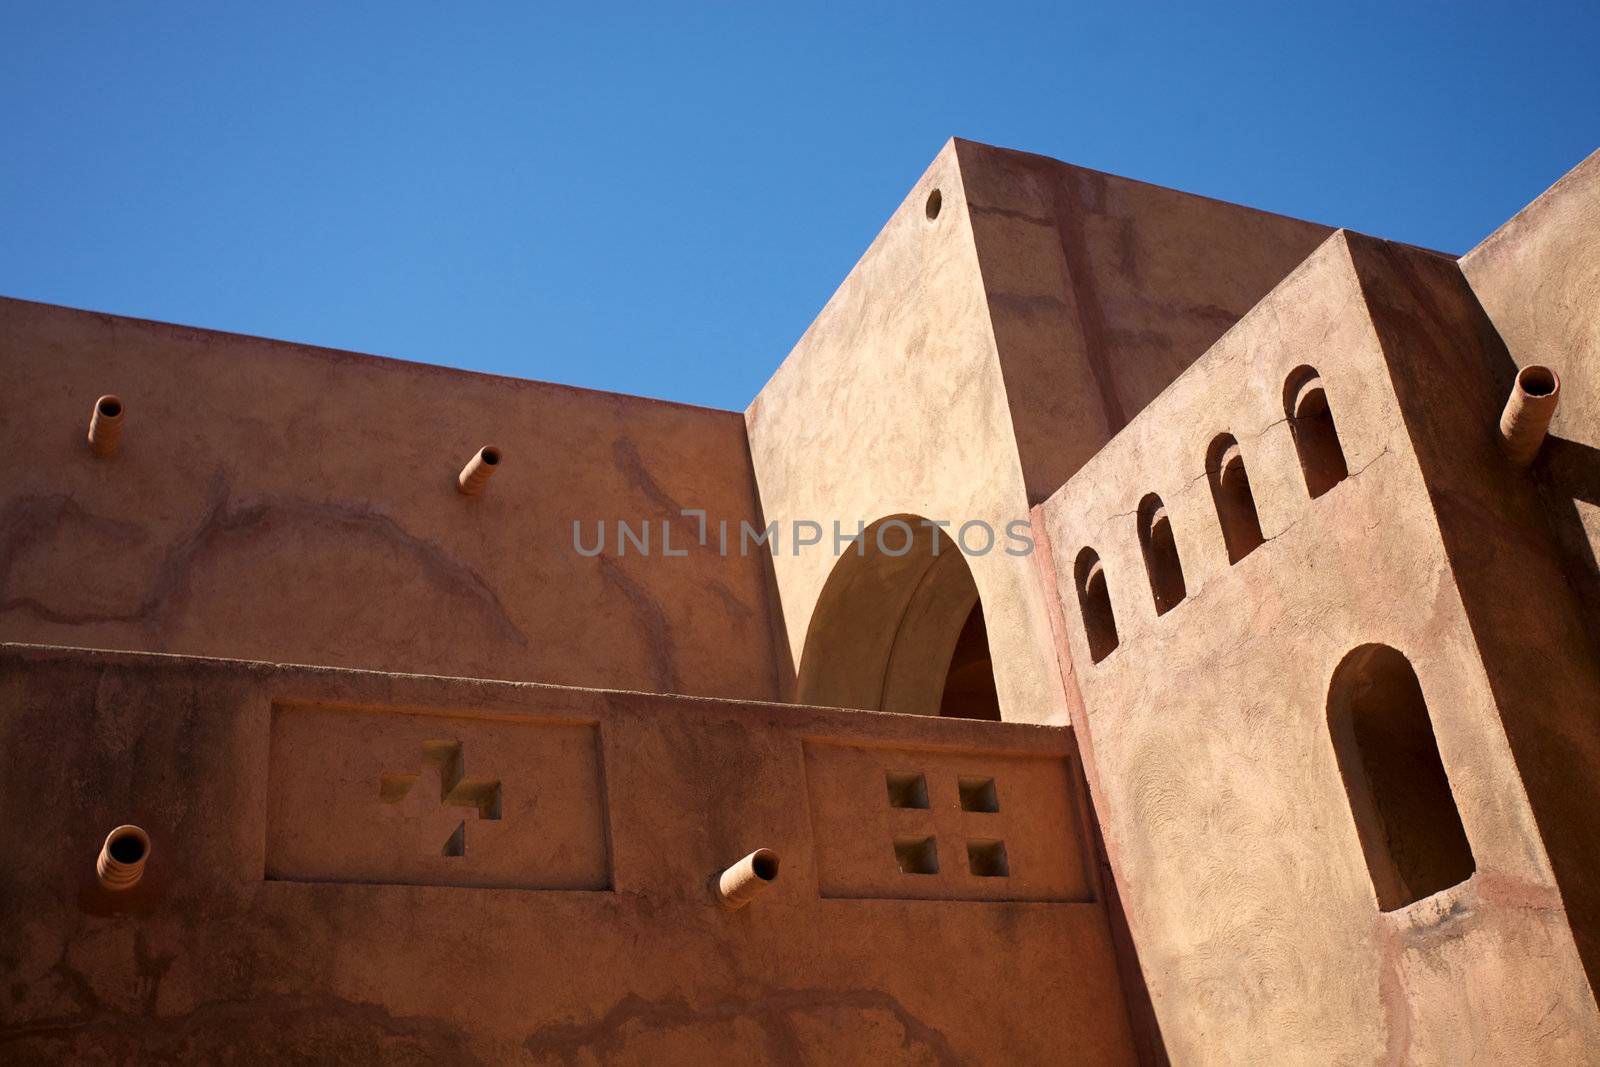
(796, 515), (1000, 720)
(1539, 436), (1600, 658)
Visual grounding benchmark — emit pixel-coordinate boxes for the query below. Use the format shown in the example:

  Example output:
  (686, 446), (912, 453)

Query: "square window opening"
(958, 776), (999, 812)
(885, 771), (930, 809)
(893, 835), (939, 875)
(966, 839), (1009, 877)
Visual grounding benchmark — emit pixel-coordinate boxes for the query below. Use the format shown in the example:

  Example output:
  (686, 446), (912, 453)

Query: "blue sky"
(4, 4), (1596, 411)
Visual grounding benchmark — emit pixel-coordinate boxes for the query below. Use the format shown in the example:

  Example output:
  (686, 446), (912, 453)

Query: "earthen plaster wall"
(1461, 148), (1600, 453)
(746, 140), (1334, 726)
(744, 140), (1070, 724)
(0, 297), (784, 700)
(1460, 147), (1600, 644)
(1352, 232), (1600, 995)
(954, 140), (1334, 505)
(0, 642), (1140, 1065)
(1037, 232), (1600, 1064)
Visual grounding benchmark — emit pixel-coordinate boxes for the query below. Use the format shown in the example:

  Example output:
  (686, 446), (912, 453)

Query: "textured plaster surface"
(0, 298), (786, 701)
(747, 140), (1334, 726)
(8, 139), (1600, 1065)
(0, 643), (1138, 1065)
(955, 140), (1334, 506)
(1460, 147), (1600, 652)
(1357, 232), (1600, 994)
(1038, 232), (1600, 1065)
(1462, 147), (1600, 453)
(744, 140), (1066, 724)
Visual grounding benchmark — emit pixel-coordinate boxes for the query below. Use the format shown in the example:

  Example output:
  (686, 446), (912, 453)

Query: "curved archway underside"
(796, 515), (1001, 720)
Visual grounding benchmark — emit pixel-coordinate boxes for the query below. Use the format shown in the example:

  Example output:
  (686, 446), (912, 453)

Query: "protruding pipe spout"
(1500, 365), (1560, 466)
(96, 825), (150, 891)
(87, 395), (124, 457)
(717, 848), (779, 909)
(457, 446), (501, 495)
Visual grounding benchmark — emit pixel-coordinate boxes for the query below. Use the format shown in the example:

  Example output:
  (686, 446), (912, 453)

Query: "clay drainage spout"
(1499, 365), (1560, 466)
(96, 825), (150, 891)
(87, 395), (124, 457)
(457, 446), (501, 495)
(717, 848), (779, 909)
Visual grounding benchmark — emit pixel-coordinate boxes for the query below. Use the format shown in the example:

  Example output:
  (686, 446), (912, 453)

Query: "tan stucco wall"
(1038, 233), (1600, 1064)
(1461, 147), (1600, 452)
(7, 137), (1599, 1064)
(1459, 147), (1600, 648)
(0, 297), (784, 700)
(746, 140), (1336, 726)
(956, 140), (1334, 506)
(0, 643), (1140, 1064)
(1354, 232), (1600, 998)
(744, 140), (1068, 724)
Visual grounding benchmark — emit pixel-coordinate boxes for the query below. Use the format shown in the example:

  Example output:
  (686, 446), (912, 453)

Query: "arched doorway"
(795, 515), (1001, 720)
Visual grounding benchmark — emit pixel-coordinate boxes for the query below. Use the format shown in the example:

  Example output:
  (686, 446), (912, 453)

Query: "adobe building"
(2, 138), (1598, 1063)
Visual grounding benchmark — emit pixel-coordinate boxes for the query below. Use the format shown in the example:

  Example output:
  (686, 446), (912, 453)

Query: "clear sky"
(4, 4), (1596, 411)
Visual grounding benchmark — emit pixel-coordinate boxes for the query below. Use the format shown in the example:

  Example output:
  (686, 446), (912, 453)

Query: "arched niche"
(1137, 493), (1186, 615)
(1206, 433), (1265, 564)
(1074, 547), (1118, 664)
(1285, 365), (1350, 499)
(1327, 644), (1475, 911)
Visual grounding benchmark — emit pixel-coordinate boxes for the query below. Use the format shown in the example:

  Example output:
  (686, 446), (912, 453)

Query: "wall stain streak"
(522, 987), (965, 1066)
(596, 555), (681, 694)
(0, 472), (528, 648)
(1051, 171), (1126, 434)
(612, 438), (685, 518)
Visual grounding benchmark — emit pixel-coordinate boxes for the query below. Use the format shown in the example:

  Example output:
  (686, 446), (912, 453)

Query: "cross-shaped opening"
(379, 739), (502, 857)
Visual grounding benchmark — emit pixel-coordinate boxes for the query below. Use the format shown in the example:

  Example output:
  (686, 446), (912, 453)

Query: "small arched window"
(1137, 494), (1186, 615)
(1285, 366), (1349, 498)
(1327, 645), (1475, 911)
(1206, 433), (1265, 564)
(1074, 547), (1118, 663)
